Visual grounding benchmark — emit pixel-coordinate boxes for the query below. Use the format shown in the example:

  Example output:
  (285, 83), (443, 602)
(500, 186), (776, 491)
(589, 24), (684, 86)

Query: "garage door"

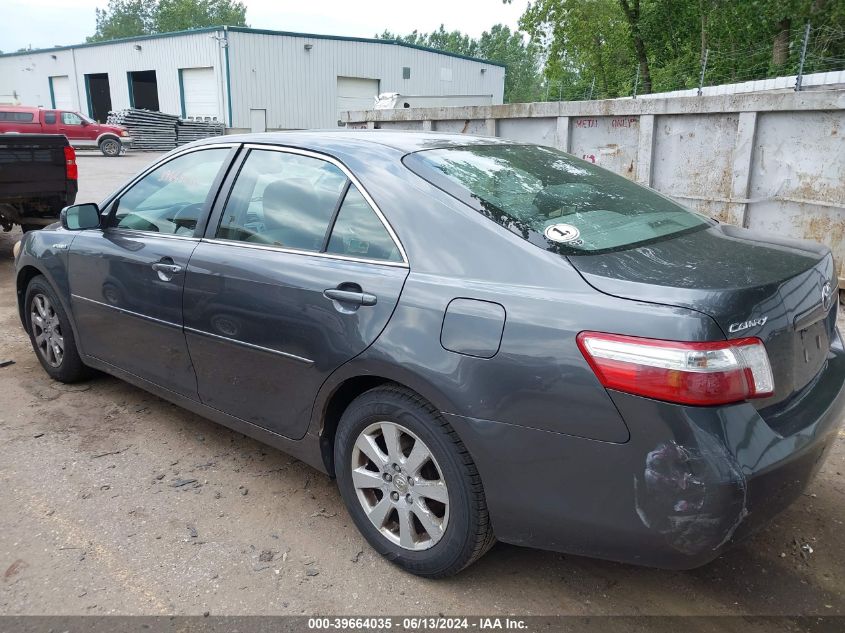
(181, 67), (219, 120)
(50, 76), (74, 110)
(337, 77), (380, 120)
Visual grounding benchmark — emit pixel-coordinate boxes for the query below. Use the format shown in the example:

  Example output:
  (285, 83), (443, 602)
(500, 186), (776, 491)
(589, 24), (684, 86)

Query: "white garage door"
(50, 76), (73, 110)
(337, 77), (380, 120)
(181, 67), (219, 120)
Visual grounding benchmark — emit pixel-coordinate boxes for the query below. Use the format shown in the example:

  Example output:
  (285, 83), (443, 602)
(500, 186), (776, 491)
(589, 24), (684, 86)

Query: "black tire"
(99, 138), (121, 157)
(24, 275), (91, 383)
(335, 384), (495, 577)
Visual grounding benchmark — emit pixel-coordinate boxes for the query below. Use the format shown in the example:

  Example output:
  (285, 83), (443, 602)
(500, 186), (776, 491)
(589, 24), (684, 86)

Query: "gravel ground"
(0, 151), (843, 617)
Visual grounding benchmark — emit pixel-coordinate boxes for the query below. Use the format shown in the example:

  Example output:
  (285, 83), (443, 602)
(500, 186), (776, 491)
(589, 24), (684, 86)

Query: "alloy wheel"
(351, 421), (450, 551)
(30, 293), (64, 368)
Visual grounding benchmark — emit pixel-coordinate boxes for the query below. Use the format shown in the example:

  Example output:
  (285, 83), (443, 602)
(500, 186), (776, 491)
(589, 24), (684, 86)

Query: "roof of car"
(200, 130), (518, 154)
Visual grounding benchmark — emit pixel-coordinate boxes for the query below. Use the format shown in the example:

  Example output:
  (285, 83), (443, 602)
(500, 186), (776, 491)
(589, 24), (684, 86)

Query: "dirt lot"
(1, 151), (844, 617)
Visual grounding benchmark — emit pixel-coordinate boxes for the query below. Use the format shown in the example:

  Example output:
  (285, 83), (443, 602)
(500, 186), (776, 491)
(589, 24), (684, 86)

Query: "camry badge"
(729, 317), (768, 333)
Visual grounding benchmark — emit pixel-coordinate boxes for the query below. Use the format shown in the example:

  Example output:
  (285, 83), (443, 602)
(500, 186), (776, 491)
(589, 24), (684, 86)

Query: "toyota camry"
(13, 131), (844, 577)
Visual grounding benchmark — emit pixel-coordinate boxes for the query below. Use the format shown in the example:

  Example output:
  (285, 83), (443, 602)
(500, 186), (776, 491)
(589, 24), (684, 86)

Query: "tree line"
(48, 0), (845, 103)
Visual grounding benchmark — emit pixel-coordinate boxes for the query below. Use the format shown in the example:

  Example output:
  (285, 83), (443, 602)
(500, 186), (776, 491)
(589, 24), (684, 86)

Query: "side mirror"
(61, 203), (101, 230)
(80, 119), (90, 126)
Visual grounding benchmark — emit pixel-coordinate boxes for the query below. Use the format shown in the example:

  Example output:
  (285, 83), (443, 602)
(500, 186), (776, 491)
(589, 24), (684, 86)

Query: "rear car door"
(69, 145), (237, 397)
(183, 145), (409, 439)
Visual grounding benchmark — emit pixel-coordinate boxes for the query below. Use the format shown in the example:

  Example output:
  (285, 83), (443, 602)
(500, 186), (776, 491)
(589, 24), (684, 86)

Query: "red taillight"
(64, 145), (77, 181)
(576, 332), (775, 406)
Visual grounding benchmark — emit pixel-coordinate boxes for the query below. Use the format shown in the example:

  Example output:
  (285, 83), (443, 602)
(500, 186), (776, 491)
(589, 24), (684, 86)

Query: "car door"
(58, 111), (88, 142)
(183, 145), (409, 439)
(69, 145), (237, 397)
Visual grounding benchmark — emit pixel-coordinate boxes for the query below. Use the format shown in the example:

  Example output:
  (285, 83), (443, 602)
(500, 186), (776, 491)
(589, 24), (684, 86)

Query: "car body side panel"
(311, 265), (725, 445)
(15, 227), (77, 332)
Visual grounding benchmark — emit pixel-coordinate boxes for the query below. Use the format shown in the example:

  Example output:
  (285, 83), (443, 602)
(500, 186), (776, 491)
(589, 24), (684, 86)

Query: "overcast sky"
(2, 0), (527, 52)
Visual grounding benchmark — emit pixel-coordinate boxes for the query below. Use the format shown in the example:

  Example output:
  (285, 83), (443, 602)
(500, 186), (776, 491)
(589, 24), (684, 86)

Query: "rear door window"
(216, 149), (348, 252)
(327, 185), (402, 262)
(44, 112), (57, 124)
(404, 144), (709, 255)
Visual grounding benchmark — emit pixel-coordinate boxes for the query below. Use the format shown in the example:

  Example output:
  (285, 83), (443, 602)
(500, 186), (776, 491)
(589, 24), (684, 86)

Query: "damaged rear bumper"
(445, 333), (845, 569)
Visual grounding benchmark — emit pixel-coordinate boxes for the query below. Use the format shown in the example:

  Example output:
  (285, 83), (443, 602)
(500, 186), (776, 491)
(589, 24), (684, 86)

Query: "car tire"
(24, 275), (91, 383)
(21, 224), (41, 233)
(335, 384), (495, 577)
(99, 138), (121, 157)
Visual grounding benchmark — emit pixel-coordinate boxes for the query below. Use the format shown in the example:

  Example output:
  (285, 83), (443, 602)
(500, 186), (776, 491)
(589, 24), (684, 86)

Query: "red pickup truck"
(0, 106), (132, 157)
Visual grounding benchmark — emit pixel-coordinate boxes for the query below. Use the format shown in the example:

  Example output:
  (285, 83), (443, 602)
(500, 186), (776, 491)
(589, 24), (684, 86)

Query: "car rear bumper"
(446, 330), (845, 569)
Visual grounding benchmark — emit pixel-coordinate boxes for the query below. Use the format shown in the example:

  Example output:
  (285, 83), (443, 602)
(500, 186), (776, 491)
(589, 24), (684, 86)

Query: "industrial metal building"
(0, 27), (505, 130)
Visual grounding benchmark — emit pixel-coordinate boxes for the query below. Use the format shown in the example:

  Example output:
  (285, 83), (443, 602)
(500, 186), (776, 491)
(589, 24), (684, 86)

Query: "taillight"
(576, 332), (774, 406)
(64, 145), (77, 181)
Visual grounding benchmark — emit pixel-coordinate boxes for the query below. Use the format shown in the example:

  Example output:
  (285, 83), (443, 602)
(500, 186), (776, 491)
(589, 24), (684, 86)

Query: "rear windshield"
(404, 144), (709, 255)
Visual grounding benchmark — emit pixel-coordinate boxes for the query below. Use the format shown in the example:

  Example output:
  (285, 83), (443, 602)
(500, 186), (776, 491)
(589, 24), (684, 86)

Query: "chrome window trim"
(104, 228), (201, 242)
(220, 143), (409, 268)
(184, 326), (313, 364)
(200, 237), (408, 268)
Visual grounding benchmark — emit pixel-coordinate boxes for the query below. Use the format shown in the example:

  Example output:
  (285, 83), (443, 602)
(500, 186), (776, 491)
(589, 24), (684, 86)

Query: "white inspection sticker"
(544, 223), (581, 243)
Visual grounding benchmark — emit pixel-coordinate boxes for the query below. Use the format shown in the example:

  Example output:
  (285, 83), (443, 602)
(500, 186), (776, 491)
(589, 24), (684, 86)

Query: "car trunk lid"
(567, 223), (838, 416)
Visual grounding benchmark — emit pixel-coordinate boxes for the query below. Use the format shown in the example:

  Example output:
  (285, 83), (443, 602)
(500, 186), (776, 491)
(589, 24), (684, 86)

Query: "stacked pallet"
(176, 119), (225, 146)
(107, 109), (178, 151)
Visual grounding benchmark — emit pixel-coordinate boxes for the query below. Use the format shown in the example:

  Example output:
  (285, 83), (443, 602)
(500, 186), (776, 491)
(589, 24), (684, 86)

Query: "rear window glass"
(44, 112), (57, 124)
(404, 144), (709, 255)
(0, 111), (35, 122)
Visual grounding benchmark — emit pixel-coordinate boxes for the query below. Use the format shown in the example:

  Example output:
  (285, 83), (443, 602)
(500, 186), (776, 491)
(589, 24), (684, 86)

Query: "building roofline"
(0, 25), (507, 68)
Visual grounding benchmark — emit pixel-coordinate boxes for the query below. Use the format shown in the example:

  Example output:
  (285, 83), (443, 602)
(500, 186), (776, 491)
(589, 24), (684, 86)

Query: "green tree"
(514, 0), (845, 99)
(155, 0), (247, 33)
(378, 24), (542, 103)
(87, 0), (246, 42)
(88, 0), (157, 42)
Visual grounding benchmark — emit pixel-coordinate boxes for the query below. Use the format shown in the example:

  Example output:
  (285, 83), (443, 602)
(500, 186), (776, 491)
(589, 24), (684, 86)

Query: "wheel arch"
(313, 366), (459, 477)
(16, 264), (44, 325)
(96, 133), (121, 145)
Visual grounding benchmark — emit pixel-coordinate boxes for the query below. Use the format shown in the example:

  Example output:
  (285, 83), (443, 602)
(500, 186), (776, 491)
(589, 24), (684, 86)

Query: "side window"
(111, 148), (230, 235)
(44, 112), (57, 124)
(217, 149), (347, 251)
(327, 186), (402, 262)
(61, 112), (82, 125)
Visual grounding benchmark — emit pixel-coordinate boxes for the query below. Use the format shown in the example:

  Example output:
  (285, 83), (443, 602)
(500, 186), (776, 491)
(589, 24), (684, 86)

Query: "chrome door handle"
(151, 262), (182, 274)
(323, 288), (377, 306)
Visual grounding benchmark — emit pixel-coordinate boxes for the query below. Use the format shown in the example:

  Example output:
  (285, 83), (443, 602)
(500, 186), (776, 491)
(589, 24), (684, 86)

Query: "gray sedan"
(13, 131), (845, 577)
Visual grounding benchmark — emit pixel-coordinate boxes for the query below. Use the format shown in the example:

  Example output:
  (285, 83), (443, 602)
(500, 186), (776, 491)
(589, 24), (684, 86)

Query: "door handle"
(151, 262), (183, 274)
(323, 288), (377, 306)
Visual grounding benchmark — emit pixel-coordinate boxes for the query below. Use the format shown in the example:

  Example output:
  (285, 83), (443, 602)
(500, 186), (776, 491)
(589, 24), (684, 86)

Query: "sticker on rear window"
(544, 223), (581, 243)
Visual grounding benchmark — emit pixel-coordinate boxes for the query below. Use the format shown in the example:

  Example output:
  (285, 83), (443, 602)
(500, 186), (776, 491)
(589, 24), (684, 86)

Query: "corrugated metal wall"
(342, 91), (845, 285)
(225, 31), (504, 129)
(0, 32), (222, 118)
(0, 29), (505, 130)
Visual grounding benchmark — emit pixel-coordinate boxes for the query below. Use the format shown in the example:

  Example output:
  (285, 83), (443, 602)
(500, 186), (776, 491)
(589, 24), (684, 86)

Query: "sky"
(1, 0), (527, 53)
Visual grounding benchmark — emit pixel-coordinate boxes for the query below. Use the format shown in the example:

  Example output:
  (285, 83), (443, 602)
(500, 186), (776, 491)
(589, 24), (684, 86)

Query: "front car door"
(183, 145), (409, 439)
(69, 145), (237, 397)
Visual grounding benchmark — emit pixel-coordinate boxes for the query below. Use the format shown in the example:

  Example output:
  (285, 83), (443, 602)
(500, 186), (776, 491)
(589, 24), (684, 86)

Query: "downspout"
(70, 47), (82, 111)
(223, 26), (233, 128)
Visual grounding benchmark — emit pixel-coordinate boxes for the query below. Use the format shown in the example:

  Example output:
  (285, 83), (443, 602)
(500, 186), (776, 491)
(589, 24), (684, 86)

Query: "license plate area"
(794, 319), (830, 389)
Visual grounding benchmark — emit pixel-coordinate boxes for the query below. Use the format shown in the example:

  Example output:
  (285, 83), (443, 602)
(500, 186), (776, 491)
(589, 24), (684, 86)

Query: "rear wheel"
(99, 138), (121, 157)
(335, 385), (495, 577)
(24, 275), (90, 382)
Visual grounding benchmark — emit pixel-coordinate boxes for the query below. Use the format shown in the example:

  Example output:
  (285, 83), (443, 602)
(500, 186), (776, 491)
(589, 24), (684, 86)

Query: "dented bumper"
(445, 332), (845, 569)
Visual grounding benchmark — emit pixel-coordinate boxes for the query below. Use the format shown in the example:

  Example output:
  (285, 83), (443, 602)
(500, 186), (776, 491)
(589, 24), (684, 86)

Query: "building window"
(402, 67), (411, 79)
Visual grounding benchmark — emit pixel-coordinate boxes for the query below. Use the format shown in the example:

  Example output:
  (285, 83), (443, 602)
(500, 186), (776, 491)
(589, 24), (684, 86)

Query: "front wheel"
(99, 138), (121, 157)
(335, 385), (495, 577)
(24, 275), (90, 382)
